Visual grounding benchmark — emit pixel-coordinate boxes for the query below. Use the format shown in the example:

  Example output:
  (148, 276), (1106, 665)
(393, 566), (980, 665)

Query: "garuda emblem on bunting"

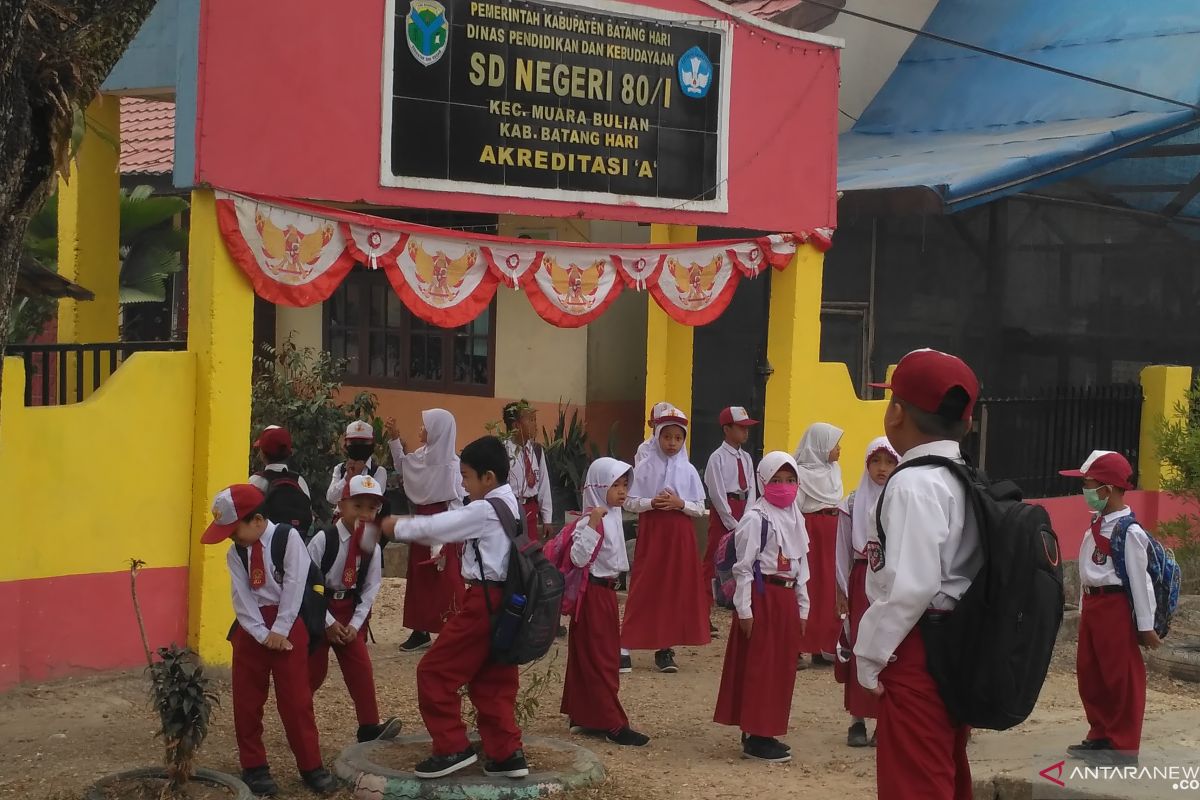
(408, 240), (478, 307)
(525, 253), (622, 328)
(388, 234), (499, 327)
(649, 246), (742, 326)
(254, 211), (335, 283)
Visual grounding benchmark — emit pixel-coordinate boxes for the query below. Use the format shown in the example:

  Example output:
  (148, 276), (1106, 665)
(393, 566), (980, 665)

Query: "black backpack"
(876, 456), (1064, 731)
(315, 525), (379, 606)
(227, 524), (329, 652)
(476, 497), (564, 665)
(256, 467), (313, 537)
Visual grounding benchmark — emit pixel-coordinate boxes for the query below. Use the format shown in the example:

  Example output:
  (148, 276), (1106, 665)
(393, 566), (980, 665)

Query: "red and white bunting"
(214, 192), (832, 328)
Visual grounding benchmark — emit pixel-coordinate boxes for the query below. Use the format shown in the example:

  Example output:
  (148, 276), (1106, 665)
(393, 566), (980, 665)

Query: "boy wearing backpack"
(327, 420), (389, 506)
(374, 436), (529, 780)
(703, 407), (759, 615)
(201, 484), (339, 797)
(307, 474), (402, 744)
(250, 425), (314, 535)
(1059, 450), (1162, 765)
(855, 349), (982, 800)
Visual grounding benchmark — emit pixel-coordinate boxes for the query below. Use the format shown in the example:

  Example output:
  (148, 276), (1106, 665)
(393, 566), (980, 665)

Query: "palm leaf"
(120, 245), (181, 303)
(120, 187), (189, 242)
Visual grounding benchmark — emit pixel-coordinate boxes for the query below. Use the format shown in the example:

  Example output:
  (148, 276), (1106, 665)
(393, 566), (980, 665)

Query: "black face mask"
(346, 442), (374, 461)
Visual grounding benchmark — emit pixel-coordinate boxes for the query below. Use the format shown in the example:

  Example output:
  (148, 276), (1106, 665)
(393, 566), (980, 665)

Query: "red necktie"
(1091, 516), (1111, 557)
(524, 446), (536, 490)
(249, 540), (266, 589)
(343, 522), (363, 588)
(736, 456), (748, 492)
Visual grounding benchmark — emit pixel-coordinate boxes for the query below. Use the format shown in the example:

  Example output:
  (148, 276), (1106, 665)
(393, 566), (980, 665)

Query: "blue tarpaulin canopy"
(837, 0), (1200, 218)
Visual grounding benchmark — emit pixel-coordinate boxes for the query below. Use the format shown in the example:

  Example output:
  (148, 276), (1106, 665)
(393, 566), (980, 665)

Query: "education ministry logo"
(678, 45), (713, 99)
(406, 0), (448, 67)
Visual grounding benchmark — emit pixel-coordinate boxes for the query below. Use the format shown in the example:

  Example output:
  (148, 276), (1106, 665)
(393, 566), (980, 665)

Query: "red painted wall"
(193, 0), (838, 232)
(0, 567), (189, 692)
(1034, 491), (1192, 561)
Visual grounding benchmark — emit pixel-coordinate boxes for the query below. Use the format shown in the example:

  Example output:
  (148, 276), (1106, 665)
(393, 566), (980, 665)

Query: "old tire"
(1148, 637), (1200, 683)
(86, 767), (253, 800)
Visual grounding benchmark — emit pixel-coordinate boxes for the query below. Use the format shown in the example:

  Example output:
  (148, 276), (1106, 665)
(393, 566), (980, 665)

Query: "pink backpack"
(543, 516), (605, 618)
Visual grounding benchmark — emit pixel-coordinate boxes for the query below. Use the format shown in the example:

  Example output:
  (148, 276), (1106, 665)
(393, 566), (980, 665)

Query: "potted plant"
(86, 560), (252, 800)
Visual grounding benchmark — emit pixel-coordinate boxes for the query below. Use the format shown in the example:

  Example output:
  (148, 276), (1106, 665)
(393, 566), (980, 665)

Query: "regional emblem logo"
(865, 540), (886, 573)
(678, 45), (713, 99)
(407, 0), (449, 67)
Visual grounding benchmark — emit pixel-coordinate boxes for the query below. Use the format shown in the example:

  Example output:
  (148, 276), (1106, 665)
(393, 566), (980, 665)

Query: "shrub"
(1156, 375), (1200, 592)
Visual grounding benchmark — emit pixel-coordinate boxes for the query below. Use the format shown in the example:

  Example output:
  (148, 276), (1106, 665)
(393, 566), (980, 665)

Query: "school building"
(1, 0), (1195, 692)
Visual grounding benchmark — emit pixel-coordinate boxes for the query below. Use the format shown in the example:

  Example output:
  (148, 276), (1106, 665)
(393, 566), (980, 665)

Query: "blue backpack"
(1109, 511), (1181, 638)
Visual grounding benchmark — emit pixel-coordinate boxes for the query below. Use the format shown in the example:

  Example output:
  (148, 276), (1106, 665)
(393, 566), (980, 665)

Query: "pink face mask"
(763, 483), (798, 508)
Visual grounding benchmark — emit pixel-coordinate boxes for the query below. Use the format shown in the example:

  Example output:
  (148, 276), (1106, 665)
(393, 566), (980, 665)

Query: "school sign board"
(382, 0), (730, 210)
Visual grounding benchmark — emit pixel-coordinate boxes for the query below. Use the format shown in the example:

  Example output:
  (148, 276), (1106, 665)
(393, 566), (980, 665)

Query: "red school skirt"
(403, 501), (467, 633)
(798, 510), (840, 655)
(702, 497), (746, 605)
(621, 510), (712, 650)
(561, 580), (629, 732)
(714, 581), (803, 737)
(845, 558), (881, 719)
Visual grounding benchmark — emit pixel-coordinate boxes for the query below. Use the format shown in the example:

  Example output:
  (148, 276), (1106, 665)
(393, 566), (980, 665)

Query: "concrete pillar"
(1138, 365), (1193, 492)
(762, 244), (825, 453)
(186, 189), (255, 663)
(644, 224), (696, 433)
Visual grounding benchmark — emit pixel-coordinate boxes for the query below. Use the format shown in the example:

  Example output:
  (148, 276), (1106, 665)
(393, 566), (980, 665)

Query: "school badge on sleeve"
(865, 541), (886, 573)
(1091, 548), (1108, 566)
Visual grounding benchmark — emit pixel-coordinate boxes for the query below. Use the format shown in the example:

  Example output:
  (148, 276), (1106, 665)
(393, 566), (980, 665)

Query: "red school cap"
(1058, 450), (1135, 490)
(202, 484), (266, 544)
(870, 348), (980, 421)
(253, 425), (293, 457)
(719, 406), (759, 427)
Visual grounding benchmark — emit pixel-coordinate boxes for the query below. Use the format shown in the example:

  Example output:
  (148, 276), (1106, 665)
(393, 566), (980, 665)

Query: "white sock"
(620, 648), (630, 657)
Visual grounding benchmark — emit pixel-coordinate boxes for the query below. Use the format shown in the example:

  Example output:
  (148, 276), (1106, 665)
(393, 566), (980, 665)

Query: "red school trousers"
(875, 627), (972, 800)
(522, 499), (542, 538)
(416, 584), (523, 761)
(1077, 590), (1146, 752)
(231, 606), (323, 772)
(308, 596), (380, 726)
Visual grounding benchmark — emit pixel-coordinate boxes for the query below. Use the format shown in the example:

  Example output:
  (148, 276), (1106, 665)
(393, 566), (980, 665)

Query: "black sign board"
(382, 0), (728, 208)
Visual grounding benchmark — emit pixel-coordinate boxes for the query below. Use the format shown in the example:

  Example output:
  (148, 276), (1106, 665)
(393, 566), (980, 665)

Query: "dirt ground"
(3, 580), (1199, 800)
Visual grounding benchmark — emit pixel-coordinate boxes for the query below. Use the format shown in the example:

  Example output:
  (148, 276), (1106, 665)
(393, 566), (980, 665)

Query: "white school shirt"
(1079, 508), (1157, 632)
(704, 443), (758, 532)
(249, 462), (312, 498)
(854, 440), (983, 690)
(505, 439), (554, 523)
(392, 484), (519, 582)
(624, 496), (707, 517)
(307, 521), (383, 632)
(326, 458), (389, 505)
(834, 498), (857, 596)
(731, 510), (810, 621)
(226, 522), (309, 645)
(569, 515), (629, 578)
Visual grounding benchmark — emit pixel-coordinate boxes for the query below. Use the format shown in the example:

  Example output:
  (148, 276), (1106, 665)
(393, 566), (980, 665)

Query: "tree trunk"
(0, 0), (158, 410)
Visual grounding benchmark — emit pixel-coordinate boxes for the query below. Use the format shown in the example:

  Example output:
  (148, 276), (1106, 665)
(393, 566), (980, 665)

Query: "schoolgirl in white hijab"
(386, 408), (467, 651)
(793, 422), (845, 512)
(634, 401), (689, 467)
(561, 458), (650, 747)
(621, 407), (712, 672)
(714, 451), (810, 762)
(792, 421), (844, 664)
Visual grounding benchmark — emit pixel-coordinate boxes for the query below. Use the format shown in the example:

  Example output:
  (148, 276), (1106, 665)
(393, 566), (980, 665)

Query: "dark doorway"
(690, 263), (772, 472)
(253, 296), (277, 376)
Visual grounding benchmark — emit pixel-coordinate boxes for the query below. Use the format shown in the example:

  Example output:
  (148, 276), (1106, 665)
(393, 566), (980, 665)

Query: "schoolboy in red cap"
(250, 425), (314, 534)
(1059, 450), (1160, 765)
(703, 407), (760, 618)
(202, 484), (338, 797)
(855, 348), (982, 800)
(307, 474), (402, 744)
(326, 420), (389, 506)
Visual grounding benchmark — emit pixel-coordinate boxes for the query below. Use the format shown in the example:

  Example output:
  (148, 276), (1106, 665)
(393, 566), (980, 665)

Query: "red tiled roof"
(120, 97), (174, 175)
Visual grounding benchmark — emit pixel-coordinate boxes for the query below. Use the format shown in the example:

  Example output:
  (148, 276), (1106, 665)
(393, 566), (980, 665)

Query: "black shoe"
(619, 654), (633, 674)
(654, 649), (678, 673)
(847, 720), (869, 747)
(607, 726), (651, 746)
(241, 766), (279, 797)
(557, 625), (568, 638)
(414, 748), (478, 779)
(1077, 745), (1138, 767)
(811, 653), (833, 667)
(357, 716), (403, 742)
(742, 735), (791, 763)
(1067, 738), (1111, 754)
(484, 750), (530, 779)
(400, 631), (432, 652)
(743, 732), (790, 753)
(299, 767), (339, 796)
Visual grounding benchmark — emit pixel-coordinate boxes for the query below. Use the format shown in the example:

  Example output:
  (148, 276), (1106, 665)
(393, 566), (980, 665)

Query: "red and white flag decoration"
(214, 192), (832, 328)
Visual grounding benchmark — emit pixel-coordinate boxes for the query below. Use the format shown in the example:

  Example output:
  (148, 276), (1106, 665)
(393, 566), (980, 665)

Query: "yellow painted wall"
(1138, 365), (1193, 492)
(644, 224), (696, 434)
(0, 353), (196, 582)
(764, 245), (890, 494)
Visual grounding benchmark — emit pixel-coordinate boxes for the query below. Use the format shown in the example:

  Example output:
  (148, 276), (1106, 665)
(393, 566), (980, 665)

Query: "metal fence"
(962, 384), (1144, 499)
(6, 341), (187, 406)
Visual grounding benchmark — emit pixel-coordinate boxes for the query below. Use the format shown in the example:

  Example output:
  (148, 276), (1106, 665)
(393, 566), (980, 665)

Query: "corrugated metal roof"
(120, 97), (174, 175)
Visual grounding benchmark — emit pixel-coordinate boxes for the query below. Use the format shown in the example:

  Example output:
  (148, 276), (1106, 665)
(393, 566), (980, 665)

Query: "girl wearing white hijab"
(793, 421), (844, 665)
(386, 409), (467, 653)
(835, 436), (899, 747)
(714, 451), (810, 764)
(634, 401), (688, 466)
(621, 406), (711, 673)
(560, 458), (650, 747)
